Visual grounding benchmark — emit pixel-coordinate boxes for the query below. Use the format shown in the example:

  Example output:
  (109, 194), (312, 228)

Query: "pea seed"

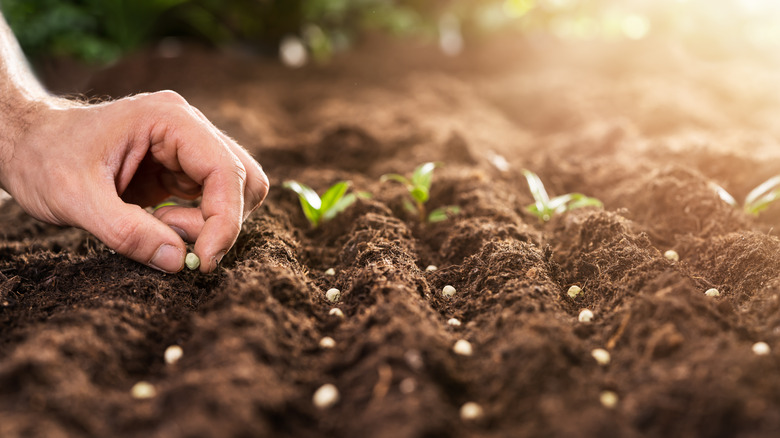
(705, 288), (720, 297)
(567, 285), (582, 298)
(664, 250), (679, 262)
(599, 391), (618, 408)
(164, 345), (183, 365)
(319, 337), (336, 349)
(324, 268), (336, 276)
(425, 265), (438, 272)
(185, 252), (200, 270)
(753, 341), (771, 356)
(131, 381), (157, 399)
(591, 348), (611, 366)
(442, 285), (457, 297)
(447, 318), (462, 327)
(460, 402), (484, 421)
(326, 288), (341, 303)
(313, 383), (340, 409)
(578, 309), (594, 323)
(329, 308), (344, 318)
(453, 339), (473, 356)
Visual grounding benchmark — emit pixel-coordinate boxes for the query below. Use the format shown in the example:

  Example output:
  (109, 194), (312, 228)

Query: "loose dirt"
(3, 37), (780, 437)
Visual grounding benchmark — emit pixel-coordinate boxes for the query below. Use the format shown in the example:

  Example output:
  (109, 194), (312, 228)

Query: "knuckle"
(107, 217), (145, 257)
(152, 90), (188, 106)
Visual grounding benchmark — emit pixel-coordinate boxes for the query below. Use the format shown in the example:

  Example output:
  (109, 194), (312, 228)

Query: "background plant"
(283, 180), (366, 228)
(711, 175), (780, 216)
(523, 169), (602, 222)
(381, 162), (460, 223)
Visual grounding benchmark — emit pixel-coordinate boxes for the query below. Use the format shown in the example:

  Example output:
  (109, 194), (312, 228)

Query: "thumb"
(84, 195), (186, 273)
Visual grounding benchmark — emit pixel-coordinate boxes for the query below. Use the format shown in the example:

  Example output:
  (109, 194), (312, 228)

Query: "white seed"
(664, 250), (679, 262)
(319, 336), (336, 349)
(185, 252), (200, 270)
(442, 285), (457, 297)
(131, 381), (157, 399)
(567, 285), (582, 298)
(752, 341), (771, 356)
(425, 265), (438, 272)
(591, 348), (611, 366)
(705, 288), (720, 297)
(313, 383), (340, 409)
(578, 309), (594, 323)
(324, 268), (336, 276)
(326, 288), (341, 303)
(329, 308), (344, 318)
(164, 345), (183, 365)
(460, 402), (484, 421)
(599, 391), (619, 409)
(453, 339), (473, 356)
(447, 318), (462, 327)
(399, 377), (417, 394)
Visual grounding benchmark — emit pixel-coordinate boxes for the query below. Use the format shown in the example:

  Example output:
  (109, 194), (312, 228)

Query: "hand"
(0, 91), (269, 273)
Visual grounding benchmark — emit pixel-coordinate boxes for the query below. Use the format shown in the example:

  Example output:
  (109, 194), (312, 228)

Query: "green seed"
(567, 285), (582, 299)
(185, 252), (200, 270)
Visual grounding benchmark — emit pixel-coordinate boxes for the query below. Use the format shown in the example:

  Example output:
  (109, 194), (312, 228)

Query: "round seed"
(185, 252), (200, 270)
(664, 250), (679, 262)
(599, 391), (618, 409)
(460, 402), (484, 421)
(329, 308), (344, 318)
(578, 309), (594, 323)
(567, 285), (582, 299)
(705, 288), (720, 297)
(319, 336), (336, 349)
(313, 383), (340, 409)
(447, 318), (462, 327)
(453, 339), (473, 356)
(425, 265), (438, 272)
(591, 348), (611, 366)
(324, 268), (336, 276)
(326, 288), (341, 303)
(399, 377), (417, 394)
(131, 381), (157, 399)
(442, 285), (457, 297)
(753, 341), (771, 356)
(164, 345), (183, 365)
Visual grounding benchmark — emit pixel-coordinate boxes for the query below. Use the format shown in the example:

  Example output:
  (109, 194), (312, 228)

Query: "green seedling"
(284, 180), (367, 228)
(711, 175), (780, 216)
(522, 170), (603, 222)
(381, 162), (461, 223)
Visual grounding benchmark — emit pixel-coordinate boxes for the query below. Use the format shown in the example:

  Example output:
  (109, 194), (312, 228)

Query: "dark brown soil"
(4, 37), (780, 437)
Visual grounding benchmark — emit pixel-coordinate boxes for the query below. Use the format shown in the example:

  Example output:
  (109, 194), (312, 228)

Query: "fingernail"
(209, 250), (227, 272)
(149, 244), (184, 273)
(153, 201), (178, 212)
(169, 225), (189, 241)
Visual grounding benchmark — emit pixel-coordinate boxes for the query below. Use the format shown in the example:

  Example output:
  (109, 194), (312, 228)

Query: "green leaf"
(428, 205), (461, 223)
(566, 193), (603, 211)
(708, 181), (738, 207)
(320, 181), (350, 211)
(522, 169), (551, 214)
(283, 181), (322, 227)
(745, 175), (780, 211)
(357, 191), (373, 199)
(745, 189), (780, 216)
(403, 199), (418, 215)
(322, 193), (357, 222)
(548, 194), (575, 214)
(380, 173), (411, 186)
(411, 162), (438, 191)
(410, 186), (429, 204)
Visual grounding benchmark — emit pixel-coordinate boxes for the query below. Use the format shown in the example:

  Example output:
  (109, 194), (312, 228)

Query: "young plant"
(380, 162), (461, 223)
(712, 175), (780, 216)
(522, 170), (603, 222)
(283, 180), (365, 228)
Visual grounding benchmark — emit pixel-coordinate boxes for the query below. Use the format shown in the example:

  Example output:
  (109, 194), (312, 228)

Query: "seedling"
(283, 180), (367, 228)
(711, 175), (780, 216)
(522, 170), (602, 222)
(381, 162), (461, 223)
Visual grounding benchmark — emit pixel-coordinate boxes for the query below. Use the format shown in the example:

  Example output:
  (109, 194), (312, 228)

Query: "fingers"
(153, 204), (205, 243)
(86, 194), (186, 273)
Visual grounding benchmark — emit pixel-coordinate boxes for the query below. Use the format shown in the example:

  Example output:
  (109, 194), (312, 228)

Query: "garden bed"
(3, 38), (780, 437)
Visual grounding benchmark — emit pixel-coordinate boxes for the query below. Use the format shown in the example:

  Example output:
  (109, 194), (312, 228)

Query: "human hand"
(0, 91), (268, 273)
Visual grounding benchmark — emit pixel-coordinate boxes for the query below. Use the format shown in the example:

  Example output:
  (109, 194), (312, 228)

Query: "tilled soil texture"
(4, 39), (780, 438)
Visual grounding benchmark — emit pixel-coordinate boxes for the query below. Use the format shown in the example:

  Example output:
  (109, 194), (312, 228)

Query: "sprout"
(522, 169), (602, 222)
(567, 285), (582, 299)
(710, 175), (780, 216)
(326, 288), (341, 303)
(591, 348), (611, 366)
(664, 250), (679, 262)
(442, 285), (457, 297)
(425, 265), (438, 272)
(460, 402), (484, 421)
(185, 252), (200, 270)
(705, 288), (720, 297)
(752, 341), (771, 356)
(313, 383), (340, 409)
(578, 309), (594, 323)
(453, 339), (473, 356)
(319, 336), (336, 349)
(324, 268), (336, 276)
(599, 391), (619, 409)
(381, 162), (461, 223)
(131, 381), (157, 399)
(329, 308), (344, 318)
(447, 318), (462, 327)
(164, 345), (183, 365)
(284, 180), (368, 228)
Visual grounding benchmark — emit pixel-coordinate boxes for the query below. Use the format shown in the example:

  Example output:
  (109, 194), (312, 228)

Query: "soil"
(4, 36), (780, 437)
